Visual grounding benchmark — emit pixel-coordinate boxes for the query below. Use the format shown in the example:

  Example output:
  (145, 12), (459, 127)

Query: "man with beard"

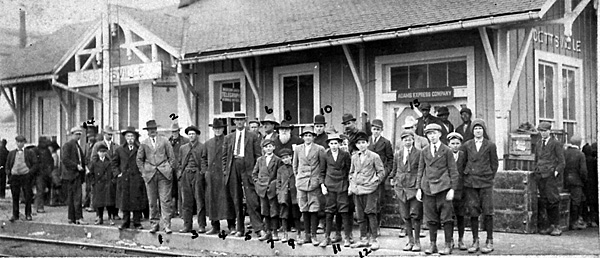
(274, 121), (303, 155)
(261, 114), (279, 142)
(436, 106), (453, 145)
(341, 113), (371, 155)
(415, 103), (444, 138)
(204, 118), (235, 234)
(168, 122), (190, 218)
(90, 126), (119, 222)
(114, 126), (147, 230)
(313, 115), (328, 148)
(222, 113), (265, 238)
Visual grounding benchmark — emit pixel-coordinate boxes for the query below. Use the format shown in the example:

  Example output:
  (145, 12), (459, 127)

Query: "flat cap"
(15, 135), (26, 142)
(447, 132), (463, 141)
(538, 121), (552, 131)
(70, 126), (84, 134)
(278, 148), (293, 157)
(262, 138), (275, 147)
(424, 123), (442, 134)
(400, 130), (415, 139)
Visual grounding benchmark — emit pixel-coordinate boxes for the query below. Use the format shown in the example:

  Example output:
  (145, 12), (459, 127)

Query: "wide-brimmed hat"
(300, 126), (317, 136)
(424, 123), (442, 134)
(143, 120), (159, 130)
(102, 126), (116, 134)
(233, 113), (247, 120)
(170, 122), (182, 131)
(185, 125), (201, 135)
(326, 133), (342, 143)
(261, 114), (279, 126)
(400, 130), (415, 139)
(209, 118), (227, 128)
(447, 132), (463, 142)
(402, 116), (417, 128)
(70, 126), (84, 135)
(341, 113), (357, 124)
(437, 106), (449, 116)
(278, 120), (294, 129)
(537, 121), (552, 131)
(121, 126), (140, 137)
(314, 115), (327, 125)
(371, 119), (384, 129)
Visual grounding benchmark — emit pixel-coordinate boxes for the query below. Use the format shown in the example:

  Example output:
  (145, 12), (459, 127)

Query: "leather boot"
(332, 231), (343, 243)
(259, 230), (272, 241)
(370, 237), (380, 250)
(350, 237), (369, 248)
(481, 239), (494, 254)
(318, 237), (331, 247)
(412, 239), (421, 252)
(457, 238), (467, 250)
(467, 239), (479, 253)
(298, 233), (311, 245)
(439, 242), (452, 255)
(311, 233), (320, 246)
(272, 229), (280, 241)
(424, 241), (438, 254)
(550, 225), (562, 236)
(281, 231), (288, 242)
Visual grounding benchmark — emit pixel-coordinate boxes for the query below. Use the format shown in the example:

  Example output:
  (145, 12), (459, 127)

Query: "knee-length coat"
(90, 157), (116, 208)
(113, 144), (148, 211)
(203, 135), (234, 220)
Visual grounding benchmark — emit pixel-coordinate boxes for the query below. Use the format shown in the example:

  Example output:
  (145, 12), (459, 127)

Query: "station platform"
(0, 194), (598, 256)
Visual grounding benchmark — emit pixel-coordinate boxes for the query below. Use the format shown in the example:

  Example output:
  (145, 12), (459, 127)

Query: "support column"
(494, 29), (510, 170)
(101, 6), (111, 130)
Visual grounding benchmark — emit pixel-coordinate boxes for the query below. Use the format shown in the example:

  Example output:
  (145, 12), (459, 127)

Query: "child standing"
(348, 132), (385, 250)
(389, 130), (423, 252)
(563, 136), (588, 230)
(276, 148), (302, 242)
(319, 134), (352, 247)
(252, 139), (282, 241)
(90, 145), (116, 225)
(447, 132), (467, 250)
(416, 124), (459, 255)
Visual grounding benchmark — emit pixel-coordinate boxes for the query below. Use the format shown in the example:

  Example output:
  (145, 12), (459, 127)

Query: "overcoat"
(320, 149), (351, 192)
(293, 143), (326, 192)
(90, 140), (118, 162)
(252, 154), (282, 199)
(203, 135), (234, 220)
(113, 143), (148, 211)
(222, 129), (261, 183)
(61, 139), (85, 181)
(90, 157), (116, 208)
(461, 138), (499, 188)
(416, 143), (459, 196)
(390, 147), (421, 201)
(276, 164), (297, 204)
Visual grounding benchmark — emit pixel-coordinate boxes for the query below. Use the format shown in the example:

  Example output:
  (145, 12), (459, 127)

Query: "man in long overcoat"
(61, 127), (88, 224)
(114, 126), (147, 230)
(203, 118), (235, 234)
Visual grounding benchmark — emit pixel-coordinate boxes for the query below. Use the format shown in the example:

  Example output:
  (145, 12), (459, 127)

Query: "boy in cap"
(459, 118), (498, 254)
(319, 133), (352, 247)
(6, 135), (38, 222)
(563, 136), (587, 230)
(415, 103), (443, 137)
(368, 119), (394, 229)
(293, 126), (327, 246)
(89, 145), (114, 225)
(348, 131), (385, 250)
(389, 130), (423, 252)
(416, 123), (459, 255)
(402, 116), (429, 150)
(446, 132), (467, 250)
(534, 122), (565, 236)
(276, 148), (301, 242)
(252, 139), (283, 241)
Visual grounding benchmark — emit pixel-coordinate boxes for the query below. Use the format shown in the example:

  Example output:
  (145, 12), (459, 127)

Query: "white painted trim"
(53, 20), (102, 74)
(272, 63), (320, 124)
(534, 50), (584, 141)
(33, 91), (61, 144)
(208, 72), (247, 125)
(117, 14), (180, 57)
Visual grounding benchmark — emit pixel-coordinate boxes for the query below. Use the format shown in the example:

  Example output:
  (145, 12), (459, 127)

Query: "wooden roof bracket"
(342, 44), (365, 115)
(51, 77), (102, 103)
(0, 85), (17, 116)
(239, 57), (261, 119)
(562, 0), (591, 37)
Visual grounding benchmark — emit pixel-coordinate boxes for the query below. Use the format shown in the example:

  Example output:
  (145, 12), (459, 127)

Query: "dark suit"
(203, 135), (233, 222)
(368, 135), (394, 216)
(321, 149), (351, 213)
(534, 137), (565, 228)
(113, 143), (147, 227)
(252, 154), (281, 217)
(314, 133), (328, 148)
(6, 148), (38, 219)
(451, 150), (467, 217)
(461, 138), (498, 217)
(455, 122), (474, 142)
(179, 141), (207, 230)
(61, 139), (86, 222)
(0, 145), (8, 198)
(169, 135), (190, 215)
(417, 143), (459, 224)
(276, 164), (300, 219)
(222, 128), (262, 233)
(390, 147), (422, 220)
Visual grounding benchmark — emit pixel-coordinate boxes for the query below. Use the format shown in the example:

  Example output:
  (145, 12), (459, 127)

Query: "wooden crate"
(504, 154), (536, 171)
(509, 133), (533, 155)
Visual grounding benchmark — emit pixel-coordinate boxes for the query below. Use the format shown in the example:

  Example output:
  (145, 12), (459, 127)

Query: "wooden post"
(342, 44), (365, 114)
(239, 58), (261, 119)
(102, 6), (111, 129)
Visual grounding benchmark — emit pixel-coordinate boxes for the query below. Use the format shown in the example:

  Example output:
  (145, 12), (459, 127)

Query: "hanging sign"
(68, 61), (163, 87)
(221, 84), (241, 102)
(396, 87), (454, 102)
(533, 29), (581, 53)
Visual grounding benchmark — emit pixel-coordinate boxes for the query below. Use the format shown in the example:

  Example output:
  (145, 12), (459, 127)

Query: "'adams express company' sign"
(396, 87), (454, 102)
(68, 62), (163, 87)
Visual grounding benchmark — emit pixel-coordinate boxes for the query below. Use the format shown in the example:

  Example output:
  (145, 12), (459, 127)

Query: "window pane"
(428, 62), (447, 88)
(545, 65), (554, 118)
(298, 75), (314, 124)
(448, 61), (467, 86)
(283, 76), (299, 124)
(390, 66), (409, 91)
(409, 64), (427, 89)
(129, 87), (139, 129)
(568, 70), (576, 120)
(538, 64), (545, 118)
(562, 69), (568, 119)
(564, 122), (575, 141)
(118, 88), (129, 129)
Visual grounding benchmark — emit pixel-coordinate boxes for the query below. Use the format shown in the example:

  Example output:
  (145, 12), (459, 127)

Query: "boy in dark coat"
(564, 136), (588, 230)
(460, 119), (498, 254)
(90, 145), (116, 225)
(389, 130), (423, 252)
(252, 139), (282, 241)
(416, 124), (459, 255)
(276, 148), (301, 242)
(319, 134), (352, 247)
(534, 122), (565, 236)
(446, 132), (467, 251)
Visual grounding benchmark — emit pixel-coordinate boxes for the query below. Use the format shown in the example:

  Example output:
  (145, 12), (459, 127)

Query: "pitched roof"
(180, 0), (547, 55)
(117, 5), (186, 51)
(0, 21), (96, 81)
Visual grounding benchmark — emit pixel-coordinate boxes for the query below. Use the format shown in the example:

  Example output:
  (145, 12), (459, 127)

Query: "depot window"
(390, 59), (467, 91)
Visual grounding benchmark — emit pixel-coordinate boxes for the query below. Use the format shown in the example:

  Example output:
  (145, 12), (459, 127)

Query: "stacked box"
(493, 170), (538, 233)
(504, 154), (536, 171)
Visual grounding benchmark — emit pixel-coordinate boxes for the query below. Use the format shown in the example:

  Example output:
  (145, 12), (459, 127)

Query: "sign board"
(68, 61), (163, 87)
(396, 87), (454, 102)
(221, 84), (241, 102)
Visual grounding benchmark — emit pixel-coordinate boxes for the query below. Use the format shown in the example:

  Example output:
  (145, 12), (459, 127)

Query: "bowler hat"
(355, 131), (369, 142)
(459, 107), (472, 116)
(170, 122), (182, 131)
(437, 106), (449, 116)
(143, 120), (159, 130)
(233, 113), (247, 119)
(103, 126), (116, 134)
(185, 125), (201, 135)
(209, 118), (227, 128)
(70, 126), (84, 135)
(121, 126), (140, 137)
(314, 115), (327, 125)
(538, 122), (552, 131)
(97, 145), (108, 152)
(261, 114), (279, 126)
(400, 130), (415, 139)
(420, 103), (432, 111)
(278, 120), (294, 129)
(341, 113), (357, 124)
(15, 135), (26, 142)
(301, 126), (317, 136)
(447, 132), (463, 142)
(278, 148), (293, 157)
(326, 133), (342, 143)
(262, 138), (275, 147)
(371, 119), (384, 129)
(424, 123), (442, 134)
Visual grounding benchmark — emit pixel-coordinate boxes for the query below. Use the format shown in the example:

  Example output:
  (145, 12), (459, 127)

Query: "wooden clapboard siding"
(473, 38), (496, 138)
(578, 5), (598, 143)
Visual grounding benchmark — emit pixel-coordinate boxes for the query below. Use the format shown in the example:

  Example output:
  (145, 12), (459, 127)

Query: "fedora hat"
(233, 113), (247, 120)
(209, 118), (227, 128)
(102, 126), (116, 134)
(341, 113), (357, 124)
(437, 106), (450, 116)
(278, 120), (294, 129)
(121, 126), (140, 137)
(402, 116), (417, 128)
(371, 119), (384, 129)
(300, 126), (317, 136)
(185, 125), (201, 135)
(314, 115), (327, 125)
(261, 114), (279, 126)
(143, 120), (159, 130)
(170, 122), (182, 131)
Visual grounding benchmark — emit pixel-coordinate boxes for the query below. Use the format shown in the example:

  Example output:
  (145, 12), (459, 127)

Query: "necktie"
(403, 149), (409, 165)
(433, 145), (437, 156)
(129, 145), (133, 151)
(76, 143), (83, 166)
(235, 131), (242, 156)
(152, 138), (156, 148)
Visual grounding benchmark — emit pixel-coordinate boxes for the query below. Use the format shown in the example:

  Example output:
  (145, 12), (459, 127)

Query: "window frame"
(272, 63), (320, 127)
(208, 72), (247, 123)
(117, 84), (140, 131)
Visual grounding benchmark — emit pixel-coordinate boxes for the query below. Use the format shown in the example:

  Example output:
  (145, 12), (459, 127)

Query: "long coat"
(390, 147), (421, 201)
(61, 139), (85, 181)
(293, 143), (326, 192)
(416, 143), (459, 196)
(90, 140), (118, 162)
(276, 164), (297, 204)
(113, 144), (148, 211)
(90, 157), (116, 208)
(203, 135), (234, 220)
(252, 155), (282, 199)
(137, 136), (175, 183)
(222, 129), (261, 184)
(461, 138), (499, 188)
(320, 149), (351, 192)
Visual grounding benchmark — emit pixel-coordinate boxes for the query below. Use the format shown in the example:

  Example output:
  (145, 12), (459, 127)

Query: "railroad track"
(0, 234), (192, 257)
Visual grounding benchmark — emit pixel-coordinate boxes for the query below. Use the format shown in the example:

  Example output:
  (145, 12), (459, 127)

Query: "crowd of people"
(1, 102), (598, 255)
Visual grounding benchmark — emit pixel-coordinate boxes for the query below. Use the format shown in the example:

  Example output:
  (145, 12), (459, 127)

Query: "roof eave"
(0, 74), (54, 86)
